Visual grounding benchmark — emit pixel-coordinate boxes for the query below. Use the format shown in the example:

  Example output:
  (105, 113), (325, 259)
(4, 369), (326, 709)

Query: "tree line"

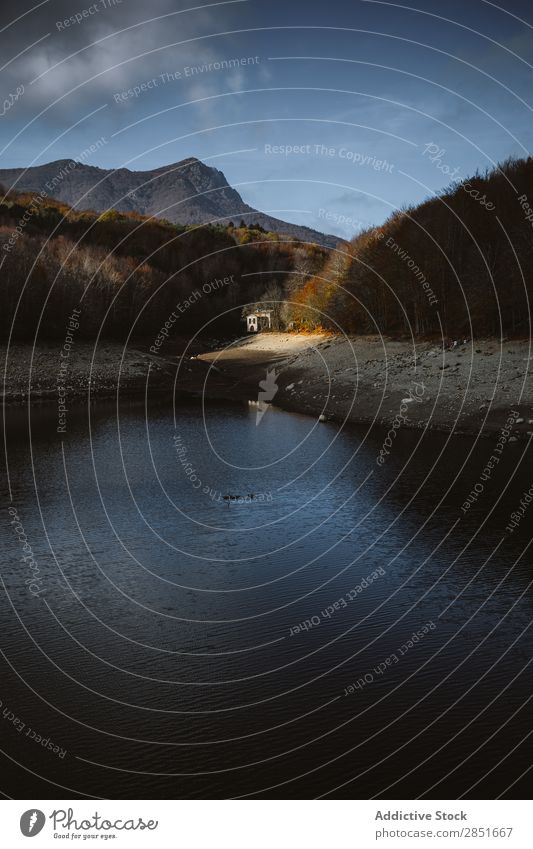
(5, 155), (531, 345)
(291, 157), (533, 339)
(0, 191), (328, 342)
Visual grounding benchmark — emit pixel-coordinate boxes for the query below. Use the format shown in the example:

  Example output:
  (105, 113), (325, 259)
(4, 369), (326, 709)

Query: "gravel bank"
(1, 343), (172, 405)
(4, 334), (533, 439)
(196, 334), (533, 438)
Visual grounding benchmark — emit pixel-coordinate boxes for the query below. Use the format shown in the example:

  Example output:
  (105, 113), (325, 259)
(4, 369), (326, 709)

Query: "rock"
(286, 383), (294, 390)
(508, 436), (518, 442)
(516, 417), (524, 424)
(318, 413), (329, 422)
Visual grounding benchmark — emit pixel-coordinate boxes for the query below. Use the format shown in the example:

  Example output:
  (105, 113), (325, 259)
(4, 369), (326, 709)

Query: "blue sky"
(1, 0), (533, 237)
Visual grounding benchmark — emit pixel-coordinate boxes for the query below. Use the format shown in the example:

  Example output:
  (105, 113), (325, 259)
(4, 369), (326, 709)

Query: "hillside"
(0, 190), (329, 342)
(292, 156), (533, 339)
(0, 158), (337, 248)
(4, 155), (533, 348)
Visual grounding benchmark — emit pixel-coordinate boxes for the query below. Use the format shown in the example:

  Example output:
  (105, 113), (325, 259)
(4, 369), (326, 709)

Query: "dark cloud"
(1, 0), (244, 121)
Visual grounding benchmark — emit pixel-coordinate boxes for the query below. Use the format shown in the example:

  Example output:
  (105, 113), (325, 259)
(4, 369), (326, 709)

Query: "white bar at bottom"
(1, 799), (531, 848)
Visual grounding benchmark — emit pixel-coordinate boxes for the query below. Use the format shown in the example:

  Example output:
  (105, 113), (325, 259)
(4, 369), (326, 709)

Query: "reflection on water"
(1, 399), (533, 798)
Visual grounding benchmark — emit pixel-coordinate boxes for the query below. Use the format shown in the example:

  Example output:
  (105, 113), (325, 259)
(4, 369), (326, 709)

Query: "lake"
(2, 399), (533, 798)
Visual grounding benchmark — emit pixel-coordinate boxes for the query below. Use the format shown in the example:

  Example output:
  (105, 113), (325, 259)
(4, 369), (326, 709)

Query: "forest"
(292, 157), (533, 339)
(0, 190), (328, 342)
(3, 155), (533, 343)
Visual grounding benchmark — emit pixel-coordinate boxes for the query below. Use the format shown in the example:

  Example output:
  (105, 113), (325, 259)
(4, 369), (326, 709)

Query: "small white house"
(246, 311), (272, 333)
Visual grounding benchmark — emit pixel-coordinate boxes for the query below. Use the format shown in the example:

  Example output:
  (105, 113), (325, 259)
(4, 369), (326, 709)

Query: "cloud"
(1, 0), (245, 121)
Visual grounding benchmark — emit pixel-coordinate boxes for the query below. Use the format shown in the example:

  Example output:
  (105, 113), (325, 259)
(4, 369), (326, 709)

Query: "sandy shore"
(3, 334), (533, 438)
(194, 333), (533, 437)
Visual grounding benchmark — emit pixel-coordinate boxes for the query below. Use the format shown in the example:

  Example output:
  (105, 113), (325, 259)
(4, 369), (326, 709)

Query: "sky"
(1, 0), (533, 238)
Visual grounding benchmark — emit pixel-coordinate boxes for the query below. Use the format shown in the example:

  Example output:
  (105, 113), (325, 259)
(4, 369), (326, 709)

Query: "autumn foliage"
(0, 191), (328, 341)
(291, 157), (533, 338)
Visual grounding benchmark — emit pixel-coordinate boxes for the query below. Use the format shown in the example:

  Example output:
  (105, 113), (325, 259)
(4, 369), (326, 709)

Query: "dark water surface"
(2, 399), (533, 798)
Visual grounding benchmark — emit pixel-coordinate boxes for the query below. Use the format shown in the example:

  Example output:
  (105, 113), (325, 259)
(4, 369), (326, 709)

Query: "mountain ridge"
(0, 157), (338, 247)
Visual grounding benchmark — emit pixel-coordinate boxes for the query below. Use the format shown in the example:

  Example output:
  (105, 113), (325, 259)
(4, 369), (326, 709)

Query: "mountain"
(0, 157), (338, 247)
